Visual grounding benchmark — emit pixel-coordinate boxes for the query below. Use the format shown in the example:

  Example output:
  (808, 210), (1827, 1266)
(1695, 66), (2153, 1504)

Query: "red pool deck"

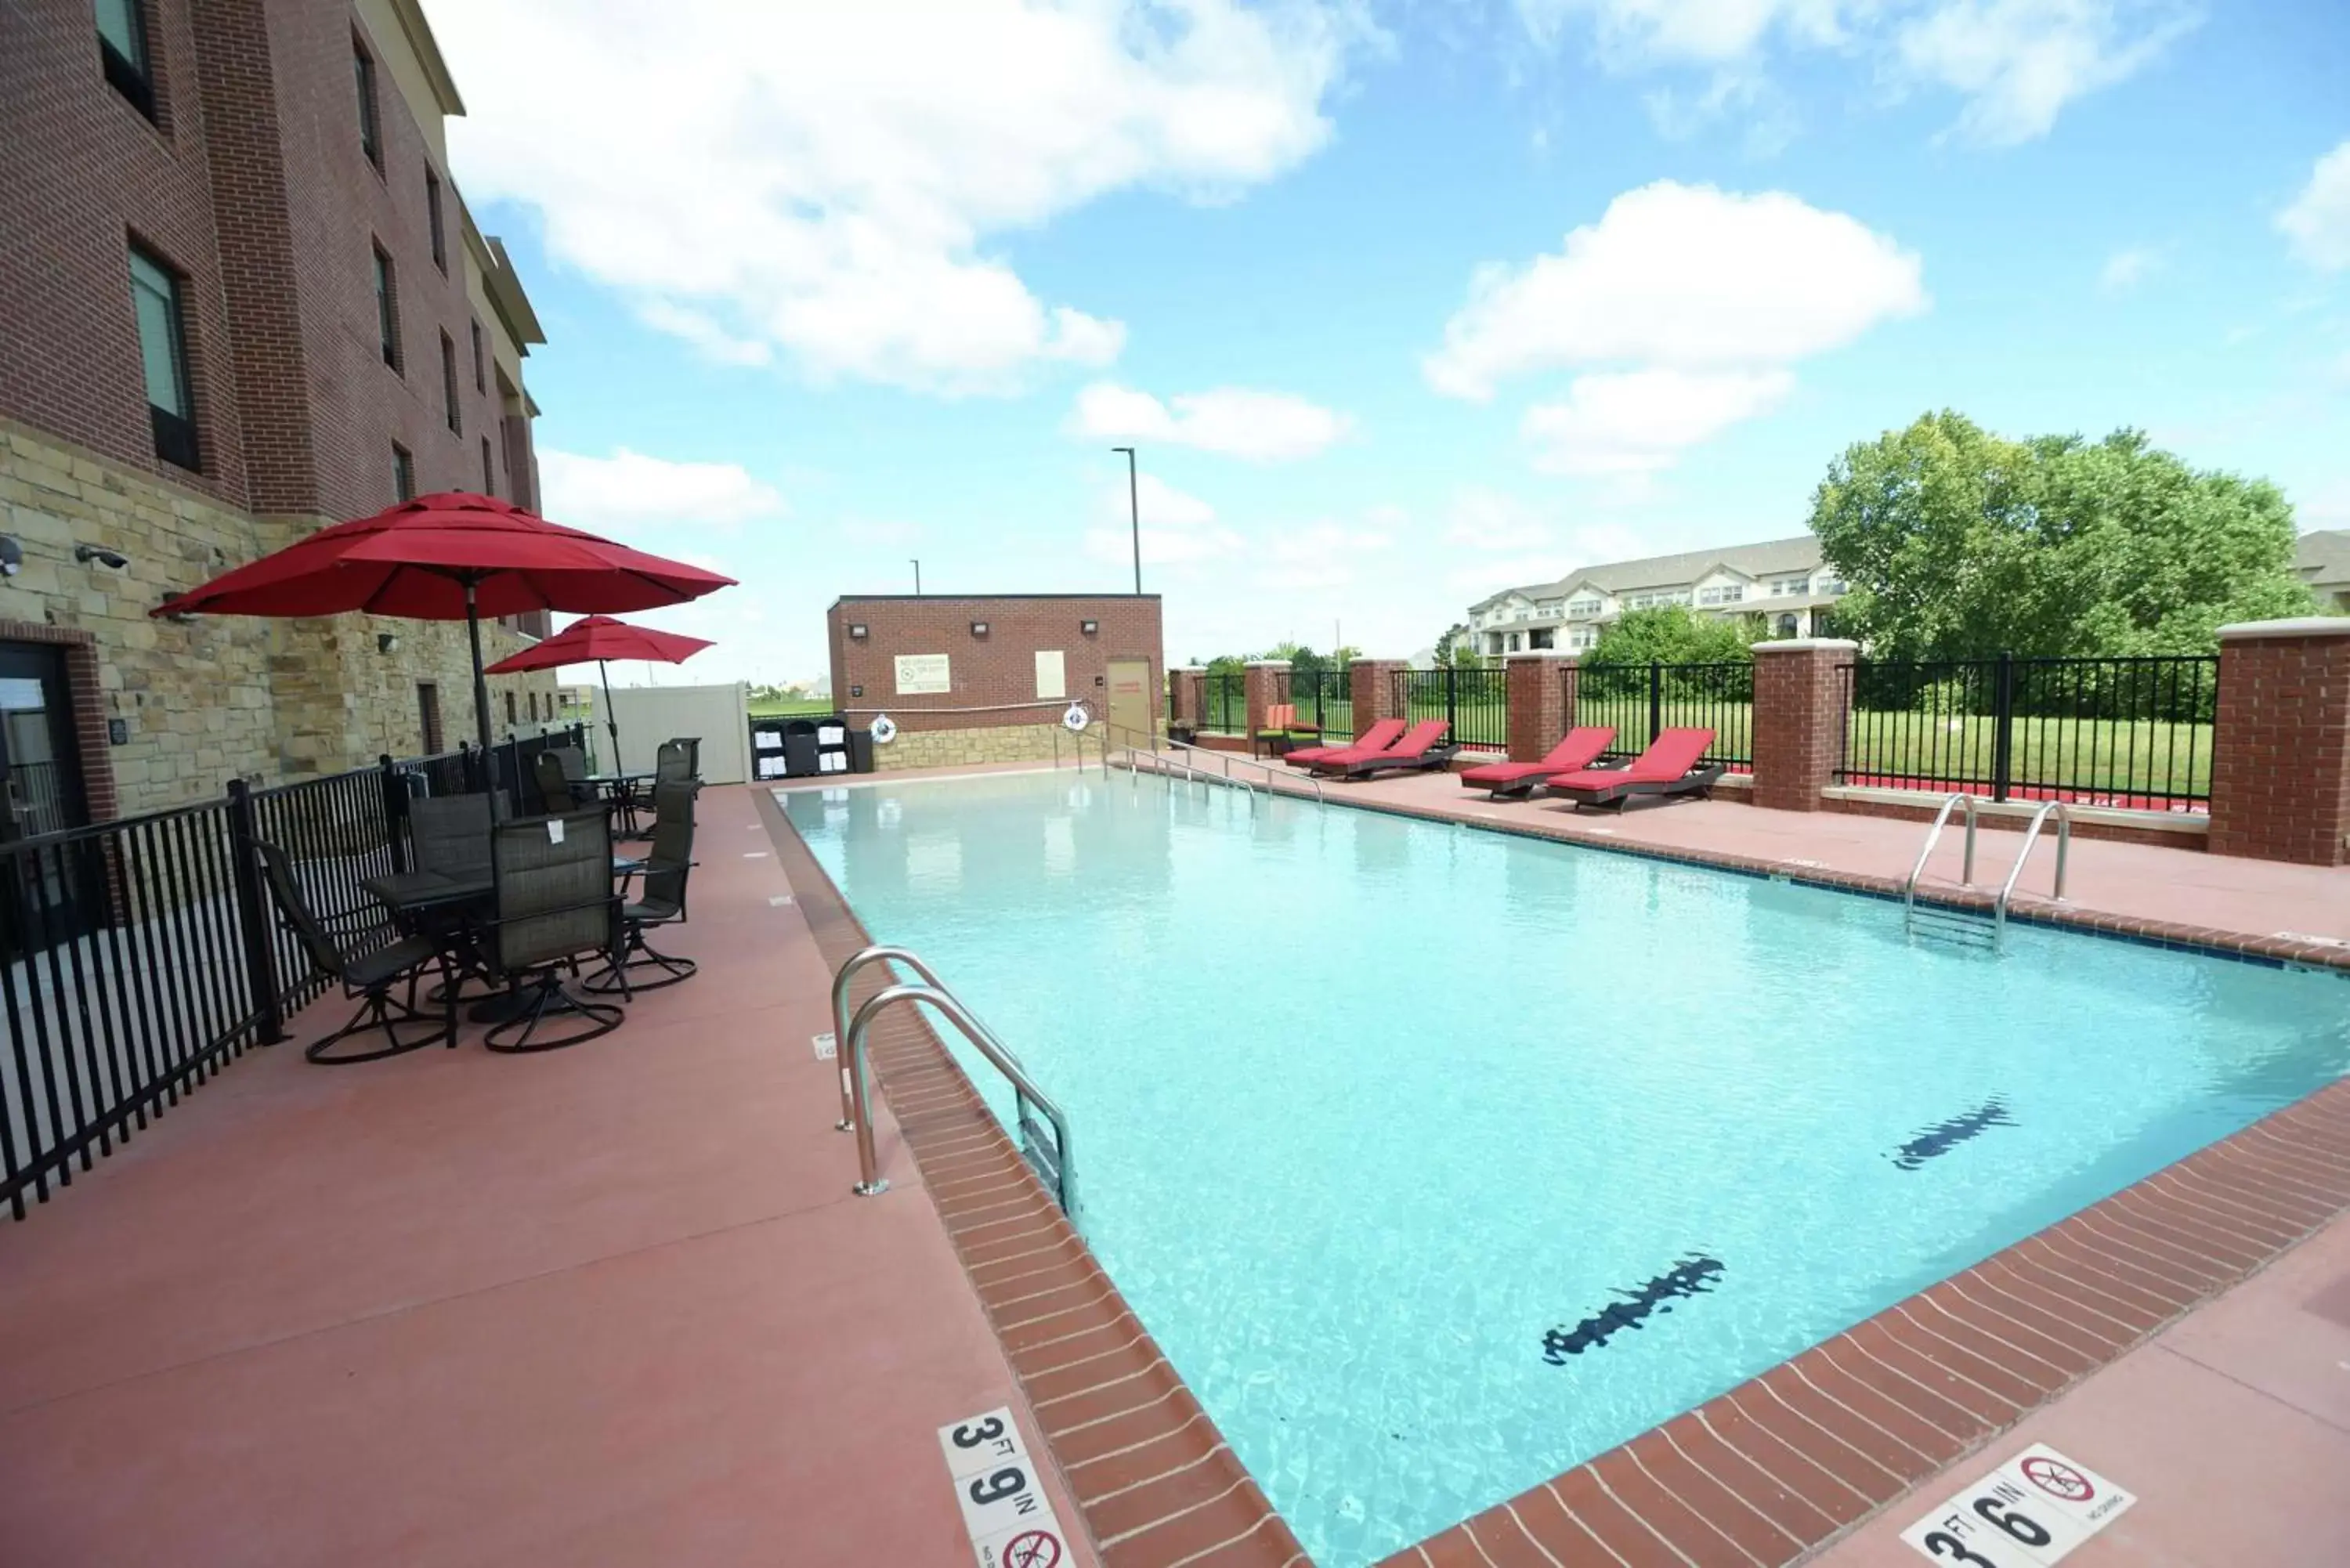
(0, 784), (1099, 1568)
(4, 764), (2346, 1567)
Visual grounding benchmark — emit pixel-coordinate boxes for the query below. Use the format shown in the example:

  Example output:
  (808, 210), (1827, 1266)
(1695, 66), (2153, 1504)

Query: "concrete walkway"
(0, 784), (1093, 1568)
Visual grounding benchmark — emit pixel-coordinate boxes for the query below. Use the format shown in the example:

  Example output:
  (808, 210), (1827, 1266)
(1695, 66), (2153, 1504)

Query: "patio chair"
(408, 793), (495, 884)
(656, 737), (700, 785)
(1251, 702), (1320, 758)
(481, 807), (627, 1053)
(584, 781), (698, 995)
(255, 840), (455, 1064)
(1282, 717), (1403, 769)
(533, 750), (592, 814)
(1459, 727), (1617, 800)
(1311, 719), (1458, 779)
(1544, 728), (1723, 811)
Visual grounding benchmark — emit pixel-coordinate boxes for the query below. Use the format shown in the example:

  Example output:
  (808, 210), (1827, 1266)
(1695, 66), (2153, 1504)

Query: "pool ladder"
(1904, 794), (2072, 951)
(828, 945), (1076, 1227)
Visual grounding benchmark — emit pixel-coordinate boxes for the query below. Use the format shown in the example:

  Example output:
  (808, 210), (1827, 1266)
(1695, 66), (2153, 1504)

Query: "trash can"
(846, 729), (875, 774)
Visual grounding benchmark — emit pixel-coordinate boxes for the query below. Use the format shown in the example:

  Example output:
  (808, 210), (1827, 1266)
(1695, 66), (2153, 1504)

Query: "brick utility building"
(0, 0), (559, 830)
(826, 595), (1163, 770)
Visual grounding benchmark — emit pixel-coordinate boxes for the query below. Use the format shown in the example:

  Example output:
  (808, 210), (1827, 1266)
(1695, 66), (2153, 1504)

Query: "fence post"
(1444, 663), (1458, 734)
(1751, 638), (1860, 812)
(1647, 661), (1663, 744)
(1506, 651), (1576, 762)
(1350, 659), (1406, 739)
(224, 778), (287, 1046)
(1990, 652), (2015, 804)
(2208, 618), (2350, 865)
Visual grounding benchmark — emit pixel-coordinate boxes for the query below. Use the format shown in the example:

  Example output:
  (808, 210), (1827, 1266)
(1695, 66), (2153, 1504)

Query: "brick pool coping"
(766, 771), (2350, 1568)
(760, 788), (1306, 1568)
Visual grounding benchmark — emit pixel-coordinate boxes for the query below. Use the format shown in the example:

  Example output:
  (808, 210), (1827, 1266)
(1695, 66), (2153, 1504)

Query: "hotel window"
(392, 443), (414, 502)
(128, 245), (199, 471)
(96, 0), (156, 121)
(440, 331), (461, 434)
(481, 436), (494, 495)
(425, 170), (446, 272)
(373, 244), (400, 370)
(505, 690), (516, 728)
(1697, 583), (1744, 605)
(354, 34), (381, 168)
(470, 320), (486, 392)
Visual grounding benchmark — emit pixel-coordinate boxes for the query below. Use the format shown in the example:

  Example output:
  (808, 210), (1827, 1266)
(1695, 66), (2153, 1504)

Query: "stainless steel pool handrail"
(1904, 792), (1980, 912)
(841, 977), (1077, 1224)
(1994, 800), (2072, 940)
(1101, 721), (1321, 804)
(828, 945), (953, 1131)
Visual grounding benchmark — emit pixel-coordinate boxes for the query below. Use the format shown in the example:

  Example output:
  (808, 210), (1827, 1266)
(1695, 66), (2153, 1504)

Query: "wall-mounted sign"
(894, 653), (950, 695)
(1034, 650), (1066, 701)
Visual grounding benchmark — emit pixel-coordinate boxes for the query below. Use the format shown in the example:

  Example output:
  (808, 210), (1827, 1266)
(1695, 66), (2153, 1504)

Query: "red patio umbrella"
(153, 493), (735, 755)
(484, 616), (713, 769)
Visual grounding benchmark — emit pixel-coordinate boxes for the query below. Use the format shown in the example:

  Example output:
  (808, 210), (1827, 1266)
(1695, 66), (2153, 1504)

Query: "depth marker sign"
(938, 1404), (1072, 1568)
(1900, 1443), (2136, 1566)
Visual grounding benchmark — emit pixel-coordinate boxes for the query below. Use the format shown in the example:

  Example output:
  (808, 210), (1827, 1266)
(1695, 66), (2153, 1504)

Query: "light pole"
(1111, 446), (1141, 594)
(910, 558), (921, 595)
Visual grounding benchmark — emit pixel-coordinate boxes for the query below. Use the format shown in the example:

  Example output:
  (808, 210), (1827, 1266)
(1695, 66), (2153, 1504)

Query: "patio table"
(584, 771), (657, 836)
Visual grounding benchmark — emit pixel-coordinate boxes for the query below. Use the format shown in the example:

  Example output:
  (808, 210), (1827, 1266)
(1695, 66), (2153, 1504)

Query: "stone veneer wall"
(2, 420), (556, 817)
(872, 722), (1076, 771)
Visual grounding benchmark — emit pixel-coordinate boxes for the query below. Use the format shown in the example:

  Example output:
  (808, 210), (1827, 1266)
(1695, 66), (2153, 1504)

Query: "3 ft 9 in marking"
(938, 1404), (1072, 1568)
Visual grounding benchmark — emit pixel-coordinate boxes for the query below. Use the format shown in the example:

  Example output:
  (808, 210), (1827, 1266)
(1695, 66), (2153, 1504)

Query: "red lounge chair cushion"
(1548, 727), (1715, 789)
(1283, 717), (1403, 766)
(1320, 720), (1447, 769)
(1459, 727), (1614, 786)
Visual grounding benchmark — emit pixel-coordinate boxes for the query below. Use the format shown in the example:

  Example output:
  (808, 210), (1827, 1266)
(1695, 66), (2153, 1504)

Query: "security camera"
(74, 544), (130, 569)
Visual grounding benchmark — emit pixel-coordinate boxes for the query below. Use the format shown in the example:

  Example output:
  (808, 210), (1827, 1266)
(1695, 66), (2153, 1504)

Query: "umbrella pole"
(599, 658), (621, 772)
(465, 579), (494, 757)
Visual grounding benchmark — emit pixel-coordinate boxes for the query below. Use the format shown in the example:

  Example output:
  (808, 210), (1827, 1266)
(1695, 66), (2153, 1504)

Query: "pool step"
(1907, 901), (1998, 949)
(1019, 1107), (1065, 1199)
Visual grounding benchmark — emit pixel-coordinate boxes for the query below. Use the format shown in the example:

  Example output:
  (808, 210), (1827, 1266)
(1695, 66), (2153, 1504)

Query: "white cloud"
(1517, 1), (2193, 148)
(537, 448), (788, 531)
(1259, 520), (1394, 589)
(1083, 474), (1240, 565)
(2097, 245), (2160, 292)
(2280, 140), (2350, 272)
(1069, 383), (1354, 461)
(1522, 368), (1795, 476)
(434, 0), (1370, 393)
(1443, 489), (1555, 551)
(635, 301), (774, 367)
(1424, 182), (1925, 400)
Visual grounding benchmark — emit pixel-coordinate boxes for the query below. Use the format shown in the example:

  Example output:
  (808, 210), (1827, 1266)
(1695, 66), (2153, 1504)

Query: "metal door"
(0, 643), (95, 959)
(1104, 659), (1152, 742)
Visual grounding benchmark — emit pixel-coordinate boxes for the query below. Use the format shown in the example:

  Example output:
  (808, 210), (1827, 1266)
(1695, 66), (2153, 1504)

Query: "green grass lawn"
(747, 695), (837, 717)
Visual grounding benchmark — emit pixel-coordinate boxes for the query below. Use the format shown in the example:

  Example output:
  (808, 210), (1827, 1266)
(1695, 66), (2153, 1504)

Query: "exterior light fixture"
(378, 632), (401, 655)
(1080, 619), (1098, 634)
(75, 543), (131, 569)
(848, 623), (868, 639)
(0, 537), (20, 577)
(970, 620), (989, 636)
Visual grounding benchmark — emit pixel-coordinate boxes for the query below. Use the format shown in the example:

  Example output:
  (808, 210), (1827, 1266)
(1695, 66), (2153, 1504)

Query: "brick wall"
(1506, 652), (1574, 762)
(827, 596), (1162, 742)
(2207, 621), (2350, 865)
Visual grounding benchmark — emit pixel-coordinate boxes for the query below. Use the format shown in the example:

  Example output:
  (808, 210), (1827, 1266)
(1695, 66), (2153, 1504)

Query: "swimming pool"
(783, 771), (2350, 1566)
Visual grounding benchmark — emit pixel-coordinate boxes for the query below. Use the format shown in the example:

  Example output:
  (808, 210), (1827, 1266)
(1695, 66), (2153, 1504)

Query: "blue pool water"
(784, 771), (2350, 1566)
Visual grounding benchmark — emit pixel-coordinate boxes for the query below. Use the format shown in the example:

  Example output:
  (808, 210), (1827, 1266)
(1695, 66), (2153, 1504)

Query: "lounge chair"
(1544, 728), (1722, 811)
(1458, 727), (1617, 799)
(1283, 717), (1402, 768)
(1313, 719), (1457, 779)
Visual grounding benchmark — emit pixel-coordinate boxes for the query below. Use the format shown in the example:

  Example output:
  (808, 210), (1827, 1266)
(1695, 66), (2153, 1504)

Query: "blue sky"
(425, 1), (2350, 685)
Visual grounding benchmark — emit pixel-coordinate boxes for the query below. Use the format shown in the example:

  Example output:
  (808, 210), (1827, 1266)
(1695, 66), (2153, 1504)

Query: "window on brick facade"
(481, 436), (495, 496)
(354, 35), (381, 168)
(425, 170), (446, 272)
(440, 331), (461, 435)
(504, 690), (516, 728)
(128, 244), (199, 471)
(372, 243), (400, 370)
(470, 320), (485, 392)
(392, 443), (414, 503)
(96, 0), (156, 121)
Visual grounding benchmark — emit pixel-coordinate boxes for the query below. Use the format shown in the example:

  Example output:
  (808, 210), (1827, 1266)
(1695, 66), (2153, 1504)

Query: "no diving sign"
(938, 1404), (1074, 1568)
(1900, 1443), (2136, 1566)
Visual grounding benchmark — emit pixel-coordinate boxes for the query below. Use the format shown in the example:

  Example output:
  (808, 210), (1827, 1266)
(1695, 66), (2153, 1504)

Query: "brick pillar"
(1243, 659), (1289, 742)
(1172, 667), (1206, 732)
(1751, 638), (1857, 812)
(1350, 659), (1406, 738)
(1506, 651), (1577, 762)
(2209, 618), (2350, 865)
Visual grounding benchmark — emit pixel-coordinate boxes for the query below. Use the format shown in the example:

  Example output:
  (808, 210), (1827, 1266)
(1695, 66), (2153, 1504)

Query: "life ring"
(1062, 703), (1090, 732)
(870, 714), (898, 744)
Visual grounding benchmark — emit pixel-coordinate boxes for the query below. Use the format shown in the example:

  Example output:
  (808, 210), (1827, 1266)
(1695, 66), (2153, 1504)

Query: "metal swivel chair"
(480, 807), (627, 1053)
(255, 841), (455, 1064)
(585, 781), (696, 994)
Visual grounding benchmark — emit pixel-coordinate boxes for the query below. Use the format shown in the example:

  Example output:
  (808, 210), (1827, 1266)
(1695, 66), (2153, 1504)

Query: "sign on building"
(895, 653), (951, 695)
(1034, 650), (1066, 701)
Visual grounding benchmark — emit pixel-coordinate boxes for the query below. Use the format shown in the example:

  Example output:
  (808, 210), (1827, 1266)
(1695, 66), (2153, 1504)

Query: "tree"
(1809, 411), (2314, 659)
(1433, 623), (1478, 667)
(1587, 605), (1760, 667)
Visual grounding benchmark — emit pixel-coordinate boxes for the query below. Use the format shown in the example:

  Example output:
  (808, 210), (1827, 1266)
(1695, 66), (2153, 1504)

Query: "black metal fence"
(2, 724), (586, 1222)
(1201, 671), (1246, 735)
(1286, 667), (1356, 742)
(1574, 661), (1755, 769)
(1390, 666), (1509, 752)
(1837, 654), (2217, 809)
